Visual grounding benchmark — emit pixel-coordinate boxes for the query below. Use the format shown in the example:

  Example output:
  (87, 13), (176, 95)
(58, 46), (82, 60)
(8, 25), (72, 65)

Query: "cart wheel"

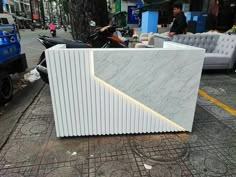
(0, 72), (13, 105)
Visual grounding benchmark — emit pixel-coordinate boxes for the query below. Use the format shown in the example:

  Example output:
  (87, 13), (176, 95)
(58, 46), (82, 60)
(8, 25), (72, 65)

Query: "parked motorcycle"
(117, 26), (133, 37)
(37, 23), (128, 84)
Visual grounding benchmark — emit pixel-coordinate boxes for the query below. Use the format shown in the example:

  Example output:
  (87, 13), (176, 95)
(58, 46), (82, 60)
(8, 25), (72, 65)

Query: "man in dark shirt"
(169, 2), (187, 37)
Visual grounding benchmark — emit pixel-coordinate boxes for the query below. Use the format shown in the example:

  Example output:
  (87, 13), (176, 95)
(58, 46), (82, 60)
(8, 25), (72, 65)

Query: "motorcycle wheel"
(37, 53), (49, 84)
(39, 59), (49, 84)
(0, 72), (13, 105)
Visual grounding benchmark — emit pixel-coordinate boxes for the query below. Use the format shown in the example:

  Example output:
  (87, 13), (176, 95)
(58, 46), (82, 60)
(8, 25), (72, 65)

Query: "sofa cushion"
(213, 34), (236, 58)
(148, 35), (155, 45)
(172, 34), (219, 53)
(170, 33), (236, 69)
(139, 33), (149, 41)
(142, 41), (148, 45)
(204, 53), (231, 66)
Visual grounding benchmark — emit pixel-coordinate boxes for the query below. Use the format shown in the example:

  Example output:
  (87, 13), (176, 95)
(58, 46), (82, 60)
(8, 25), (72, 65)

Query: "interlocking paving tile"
(7, 101), (54, 141)
(135, 154), (192, 177)
(10, 119), (53, 139)
(129, 134), (189, 163)
(31, 104), (54, 116)
(90, 159), (139, 177)
(88, 135), (141, 176)
(1, 84), (236, 177)
(128, 133), (193, 177)
(208, 143), (236, 167)
(89, 146), (141, 177)
(0, 165), (40, 177)
(184, 147), (236, 177)
(37, 161), (88, 177)
(88, 135), (127, 157)
(222, 119), (236, 133)
(194, 106), (218, 123)
(37, 95), (52, 105)
(41, 136), (89, 165)
(14, 103), (54, 123)
(0, 138), (48, 169)
(193, 121), (236, 145)
(186, 128), (215, 148)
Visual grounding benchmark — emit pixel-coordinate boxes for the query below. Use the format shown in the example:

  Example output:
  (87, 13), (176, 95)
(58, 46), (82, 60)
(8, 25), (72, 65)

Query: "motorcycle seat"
(45, 38), (91, 48)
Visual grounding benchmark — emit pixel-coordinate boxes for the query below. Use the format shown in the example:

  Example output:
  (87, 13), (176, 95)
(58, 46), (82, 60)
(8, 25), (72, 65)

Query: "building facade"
(112, 0), (235, 31)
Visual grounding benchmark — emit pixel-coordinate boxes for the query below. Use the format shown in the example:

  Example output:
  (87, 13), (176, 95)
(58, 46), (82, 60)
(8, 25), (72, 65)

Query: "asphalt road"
(20, 28), (71, 70)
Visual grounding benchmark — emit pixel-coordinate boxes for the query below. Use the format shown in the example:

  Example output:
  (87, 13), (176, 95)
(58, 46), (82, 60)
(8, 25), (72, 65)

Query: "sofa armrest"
(204, 53), (232, 68)
(139, 33), (149, 41)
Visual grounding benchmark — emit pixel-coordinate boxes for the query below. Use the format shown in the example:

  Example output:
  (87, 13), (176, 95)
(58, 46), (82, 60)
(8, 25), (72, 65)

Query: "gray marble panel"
(94, 47), (205, 130)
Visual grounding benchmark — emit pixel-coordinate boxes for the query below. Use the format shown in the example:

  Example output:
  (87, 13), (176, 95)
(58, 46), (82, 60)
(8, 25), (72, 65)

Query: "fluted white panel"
(45, 44), (205, 137)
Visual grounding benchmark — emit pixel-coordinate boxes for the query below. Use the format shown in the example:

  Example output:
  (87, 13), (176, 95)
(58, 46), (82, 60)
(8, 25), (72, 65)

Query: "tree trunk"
(36, 0), (41, 23)
(0, 0), (3, 13)
(48, 1), (52, 23)
(56, 1), (59, 23)
(29, 0), (34, 23)
(40, 0), (46, 27)
(68, 0), (108, 40)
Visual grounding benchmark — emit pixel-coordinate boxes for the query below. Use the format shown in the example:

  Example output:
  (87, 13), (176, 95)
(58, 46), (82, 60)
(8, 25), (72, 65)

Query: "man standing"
(169, 2), (187, 37)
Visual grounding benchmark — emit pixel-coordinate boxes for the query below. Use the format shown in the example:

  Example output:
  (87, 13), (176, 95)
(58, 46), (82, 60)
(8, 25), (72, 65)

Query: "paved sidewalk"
(0, 29), (72, 148)
(198, 73), (236, 124)
(0, 77), (236, 177)
(0, 80), (45, 149)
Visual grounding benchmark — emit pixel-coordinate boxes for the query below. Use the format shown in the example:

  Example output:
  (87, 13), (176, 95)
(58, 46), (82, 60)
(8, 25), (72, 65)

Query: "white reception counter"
(46, 42), (205, 137)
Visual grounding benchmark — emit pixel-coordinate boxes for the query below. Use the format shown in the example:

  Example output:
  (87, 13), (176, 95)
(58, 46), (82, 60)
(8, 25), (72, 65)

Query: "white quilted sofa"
(135, 33), (157, 48)
(171, 34), (236, 70)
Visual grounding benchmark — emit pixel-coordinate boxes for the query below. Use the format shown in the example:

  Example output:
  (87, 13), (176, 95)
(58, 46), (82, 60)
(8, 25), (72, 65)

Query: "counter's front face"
(94, 48), (205, 131)
(46, 45), (205, 137)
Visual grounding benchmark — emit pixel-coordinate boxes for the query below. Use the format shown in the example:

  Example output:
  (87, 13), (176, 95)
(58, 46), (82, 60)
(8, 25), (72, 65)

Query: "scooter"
(117, 26), (133, 37)
(37, 23), (128, 84)
(30, 24), (35, 31)
(50, 29), (56, 37)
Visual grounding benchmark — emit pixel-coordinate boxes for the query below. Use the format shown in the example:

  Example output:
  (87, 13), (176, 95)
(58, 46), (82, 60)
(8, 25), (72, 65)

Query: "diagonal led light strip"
(94, 76), (186, 131)
(89, 50), (186, 131)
